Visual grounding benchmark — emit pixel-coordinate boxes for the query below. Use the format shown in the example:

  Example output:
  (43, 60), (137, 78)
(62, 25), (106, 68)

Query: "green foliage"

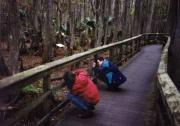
(52, 18), (59, 33)
(22, 80), (43, 94)
(52, 18), (69, 37)
(26, 0), (33, 5)
(130, 8), (135, 16)
(84, 17), (96, 29)
(130, 1), (135, 16)
(104, 16), (114, 25)
(60, 23), (70, 36)
(80, 17), (96, 31)
(19, 9), (27, 17)
(19, 9), (28, 21)
(22, 84), (43, 93)
(74, 38), (84, 52)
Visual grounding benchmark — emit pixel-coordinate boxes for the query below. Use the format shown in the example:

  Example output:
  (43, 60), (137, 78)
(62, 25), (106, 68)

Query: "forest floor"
(0, 45), (70, 124)
(0, 45), (67, 78)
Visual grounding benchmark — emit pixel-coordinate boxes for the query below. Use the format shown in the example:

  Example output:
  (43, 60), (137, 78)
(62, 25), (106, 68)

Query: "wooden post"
(141, 35), (145, 47)
(132, 41), (136, 54)
(109, 48), (115, 63)
(137, 38), (141, 51)
(126, 43), (128, 58)
(118, 45), (123, 65)
(43, 75), (50, 92)
(134, 39), (136, 53)
(130, 41), (133, 57)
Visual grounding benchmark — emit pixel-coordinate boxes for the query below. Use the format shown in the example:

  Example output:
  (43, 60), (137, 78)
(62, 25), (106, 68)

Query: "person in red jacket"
(62, 69), (100, 118)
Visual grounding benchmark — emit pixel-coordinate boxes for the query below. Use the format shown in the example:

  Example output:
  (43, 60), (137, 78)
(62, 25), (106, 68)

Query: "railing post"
(132, 40), (135, 55)
(134, 39), (138, 53)
(127, 42), (130, 59)
(115, 48), (119, 64)
(122, 44), (126, 64)
(124, 44), (128, 62)
(140, 35), (145, 47)
(131, 41), (134, 57)
(43, 75), (50, 92)
(130, 40), (133, 57)
(109, 47), (116, 63)
(144, 34), (148, 46)
(137, 38), (141, 51)
(118, 45), (123, 65)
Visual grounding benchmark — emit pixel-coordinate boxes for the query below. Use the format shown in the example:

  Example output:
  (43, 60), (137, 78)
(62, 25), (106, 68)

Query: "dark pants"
(111, 72), (127, 87)
(97, 72), (126, 89)
(67, 93), (95, 111)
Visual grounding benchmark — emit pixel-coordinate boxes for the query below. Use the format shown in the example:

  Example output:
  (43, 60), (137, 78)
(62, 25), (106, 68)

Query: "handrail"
(157, 36), (180, 126)
(0, 34), (142, 91)
(0, 33), (174, 126)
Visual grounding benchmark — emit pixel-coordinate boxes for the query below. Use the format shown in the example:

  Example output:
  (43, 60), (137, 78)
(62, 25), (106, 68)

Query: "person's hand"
(92, 62), (96, 68)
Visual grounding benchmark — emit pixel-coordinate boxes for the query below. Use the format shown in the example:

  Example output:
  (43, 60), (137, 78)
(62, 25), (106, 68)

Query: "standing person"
(93, 57), (127, 90)
(62, 69), (100, 118)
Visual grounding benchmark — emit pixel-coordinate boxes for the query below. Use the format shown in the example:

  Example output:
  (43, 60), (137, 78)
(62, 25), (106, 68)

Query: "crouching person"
(93, 57), (127, 90)
(62, 69), (100, 118)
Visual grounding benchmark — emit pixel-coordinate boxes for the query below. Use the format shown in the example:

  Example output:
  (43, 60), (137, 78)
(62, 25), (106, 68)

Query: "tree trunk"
(122, 0), (130, 38)
(168, 0), (180, 90)
(68, 0), (75, 54)
(146, 0), (156, 33)
(133, 0), (141, 35)
(42, 0), (54, 91)
(8, 0), (20, 75)
(84, 0), (86, 19)
(94, 0), (103, 47)
(33, 0), (40, 31)
(0, 49), (10, 76)
(103, 0), (110, 45)
(112, 0), (120, 42)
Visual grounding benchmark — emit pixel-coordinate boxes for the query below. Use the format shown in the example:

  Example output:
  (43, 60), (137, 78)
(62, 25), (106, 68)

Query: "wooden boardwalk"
(55, 45), (162, 126)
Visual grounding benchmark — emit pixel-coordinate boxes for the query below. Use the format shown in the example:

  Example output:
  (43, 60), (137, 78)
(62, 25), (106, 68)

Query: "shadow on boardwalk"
(55, 45), (162, 126)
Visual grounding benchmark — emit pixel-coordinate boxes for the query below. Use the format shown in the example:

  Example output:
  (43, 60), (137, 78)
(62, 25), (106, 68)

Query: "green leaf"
(22, 84), (43, 94)
(104, 16), (114, 25)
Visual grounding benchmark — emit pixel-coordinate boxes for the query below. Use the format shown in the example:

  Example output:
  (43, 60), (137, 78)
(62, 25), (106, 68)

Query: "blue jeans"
(67, 93), (95, 111)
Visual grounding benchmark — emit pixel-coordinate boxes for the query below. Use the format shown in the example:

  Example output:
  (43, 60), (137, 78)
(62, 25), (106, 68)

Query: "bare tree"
(8, 0), (20, 75)
(112, 0), (121, 42)
(122, 0), (130, 38)
(91, 0), (103, 47)
(133, 0), (141, 35)
(146, 0), (156, 33)
(168, 0), (180, 90)
(68, 0), (75, 55)
(32, 0), (41, 31)
(42, 0), (54, 91)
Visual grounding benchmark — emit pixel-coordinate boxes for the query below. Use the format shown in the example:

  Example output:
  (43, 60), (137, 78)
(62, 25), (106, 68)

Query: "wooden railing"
(0, 33), (177, 126)
(157, 36), (180, 126)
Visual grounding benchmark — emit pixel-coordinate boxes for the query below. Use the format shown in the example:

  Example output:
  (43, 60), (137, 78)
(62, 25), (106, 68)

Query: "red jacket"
(71, 69), (99, 104)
